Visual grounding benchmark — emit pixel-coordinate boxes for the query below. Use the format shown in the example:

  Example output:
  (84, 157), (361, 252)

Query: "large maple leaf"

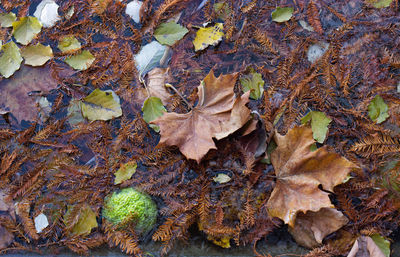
(152, 70), (251, 163)
(267, 126), (356, 227)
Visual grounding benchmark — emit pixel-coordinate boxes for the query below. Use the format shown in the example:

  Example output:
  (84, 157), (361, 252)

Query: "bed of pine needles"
(0, 0), (400, 256)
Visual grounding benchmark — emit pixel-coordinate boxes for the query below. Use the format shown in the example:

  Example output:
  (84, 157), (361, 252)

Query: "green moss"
(102, 188), (157, 235)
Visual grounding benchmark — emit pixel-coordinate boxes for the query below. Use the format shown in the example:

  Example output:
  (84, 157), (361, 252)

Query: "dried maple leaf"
(152, 70), (251, 163)
(288, 207), (349, 248)
(267, 126), (356, 227)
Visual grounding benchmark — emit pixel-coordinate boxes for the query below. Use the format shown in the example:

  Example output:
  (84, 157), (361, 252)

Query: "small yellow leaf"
(58, 36), (81, 53)
(65, 50), (95, 70)
(81, 89), (122, 121)
(193, 23), (224, 52)
(64, 204), (98, 236)
(114, 161), (137, 185)
(213, 173), (231, 184)
(12, 16), (42, 45)
(21, 43), (53, 66)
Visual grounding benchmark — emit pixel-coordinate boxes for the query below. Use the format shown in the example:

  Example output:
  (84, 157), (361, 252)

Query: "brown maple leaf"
(152, 70), (251, 163)
(267, 126), (356, 227)
(288, 207), (349, 248)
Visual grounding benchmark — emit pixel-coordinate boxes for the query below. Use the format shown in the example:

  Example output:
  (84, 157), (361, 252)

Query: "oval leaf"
(12, 16), (42, 45)
(34, 0), (61, 28)
(0, 12), (16, 27)
(368, 95), (389, 124)
(213, 173), (231, 184)
(21, 43), (53, 66)
(114, 161), (137, 185)
(193, 23), (224, 52)
(142, 97), (166, 132)
(64, 204), (98, 236)
(0, 41), (23, 78)
(134, 41), (167, 76)
(271, 7), (293, 23)
(154, 21), (188, 46)
(81, 89), (122, 121)
(65, 50), (95, 70)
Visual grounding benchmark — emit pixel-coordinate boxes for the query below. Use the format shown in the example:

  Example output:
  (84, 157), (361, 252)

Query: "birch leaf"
(142, 97), (166, 132)
(301, 111), (332, 143)
(0, 41), (23, 78)
(193, 23), (224, 52)
(81, 89), (122, 121)
(12, 16), (42, 45)
(65, 50), (95, 70)
(213, 173), (231, 183)
(368, 95), (389, 124)
(21, 43), (53, 66)
(58, 36), (81, 53)
(114, 161), (137, 185)
(154, 21), (188, 46)
(271, 7), (294, 23)
(134, 41), (167, 76)
(0, 12), (16, 27)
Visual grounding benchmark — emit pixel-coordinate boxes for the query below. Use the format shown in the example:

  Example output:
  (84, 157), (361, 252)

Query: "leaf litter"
(0, 0), (400, 256)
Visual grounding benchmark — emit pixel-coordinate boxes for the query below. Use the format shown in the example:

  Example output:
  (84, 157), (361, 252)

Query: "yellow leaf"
(114, 161), (137, 185)
(81, 89), (122, 121)
(64, 204), (98, 236)
(193, 23), (224, 52)
(21, 43), (53, 66)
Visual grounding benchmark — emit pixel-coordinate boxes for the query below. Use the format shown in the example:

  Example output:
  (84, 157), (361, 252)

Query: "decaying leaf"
(34, 213), (49, 233)
(34, 0), (61, 28)
(154, 21), (188, 46)
(0, 41), (23, 78)
(67, 99), (85, 126)
(288, 207), (349, 248)
(64, 204), (98, 236)
(146, 67), (172, 105)
(301, 111), (332, 143)
(142, 97), (166, 132)
(125, 0), (143, 23)
(0, 12), (16, 27)
(368, 95), (389, 124)
(347, 235), (389, 257)
(271, 7), (294, 23)
(267, 126), (356, 227)
(21, 43), (53, 66)
(0, 65), (58, 121)
(193, 23), (224, 52)
(213, 173), (231, 183)
(114, 161), (137, 185)
(152, 70), (251, 163)
(65, 50), (95, 70)
(214, 2), (231, 21)
(240, 69), (265, 100)
(12, 16), (42, 45)
(58, 36), (81, 53)
(81, 89), (122, 121)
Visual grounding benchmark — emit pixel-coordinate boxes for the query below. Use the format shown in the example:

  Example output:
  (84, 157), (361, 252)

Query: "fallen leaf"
(91, 0), (113, 15)
(21, 43), (53, 66)
(154, 21), (188, 46)
(0, 12), (16, 27)
(366, 0), (393, 8)
(301, 111), (332, 143)
(34, 213), (49, 233)
(126, 0), (143, 23)
(368, 95), (389, 124)
(267, 126), (356, 227)
(142, 97), (166, 132)
(146, 67), (172, 105)
(65, 50), (95, 70)
(370, 234), (391, 257)
(0, 65), (57, 122)
(152, 70), (251, 163)
(271, 7), (294, 23)
(67, 99), (85, 126)
(240, 69), (265, 100)
(214, 2), (231, 21)
(193, 23), (224, 52)
(347, 235), (388, 257)
(213, 173), (231, 183)
(64, 204), (98, 236)
(81, 89), (122, 121)
(58, 36), (81, 53)
(114, 161), (137, 185)
(0, 41), (23, 78)
(134, 41), (168, 76)
(288, 207), (348, 248)
(12, 16), (42, 45)
(33, 0), (61, 28)
(0, 226), (13, 249)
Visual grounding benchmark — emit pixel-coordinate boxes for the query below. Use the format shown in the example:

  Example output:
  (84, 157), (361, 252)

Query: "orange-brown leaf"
(267, 126), (356, 227)
(152, 70), (251, 163)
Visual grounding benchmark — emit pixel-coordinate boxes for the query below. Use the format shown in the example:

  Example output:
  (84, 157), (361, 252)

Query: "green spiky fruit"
(102, 188), (157, 235)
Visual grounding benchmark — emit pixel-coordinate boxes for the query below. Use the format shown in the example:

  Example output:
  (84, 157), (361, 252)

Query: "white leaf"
(213, 173), (231, 184)
(126, 0), (143, 23)
(34, 213), (49, 233)
(134, 41), (167, 76)
(34, 0), (61, 28)
(307, 42), (329, 64)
